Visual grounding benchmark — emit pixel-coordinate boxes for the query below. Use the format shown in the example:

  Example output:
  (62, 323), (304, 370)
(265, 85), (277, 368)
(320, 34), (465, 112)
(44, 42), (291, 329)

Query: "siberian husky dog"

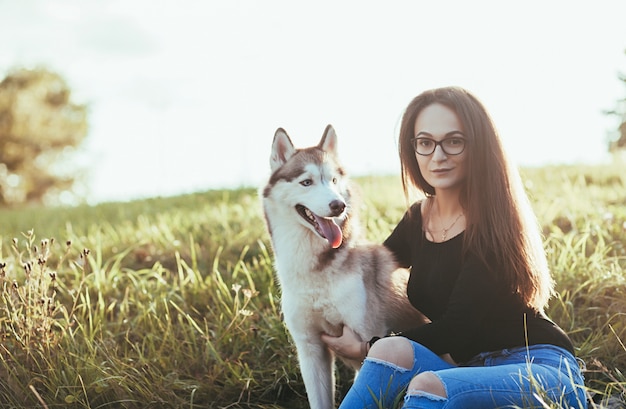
(261, 125), (426, 409)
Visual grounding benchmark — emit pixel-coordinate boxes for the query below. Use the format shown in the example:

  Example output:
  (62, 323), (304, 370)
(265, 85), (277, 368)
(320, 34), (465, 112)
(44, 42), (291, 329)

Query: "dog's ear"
(270, 128), (296, 171)
(319, 124), (338, 156)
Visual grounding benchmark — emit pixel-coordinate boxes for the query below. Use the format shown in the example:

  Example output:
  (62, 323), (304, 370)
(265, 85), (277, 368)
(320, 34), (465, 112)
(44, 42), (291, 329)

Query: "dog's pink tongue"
(317, 217), (343, 248)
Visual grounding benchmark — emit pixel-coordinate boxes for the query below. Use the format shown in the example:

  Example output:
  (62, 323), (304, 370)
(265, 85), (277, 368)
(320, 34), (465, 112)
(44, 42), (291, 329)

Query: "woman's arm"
(400, 254), (501, 361)
(320, 325), (368, 361)
(383, 202), (423, 267)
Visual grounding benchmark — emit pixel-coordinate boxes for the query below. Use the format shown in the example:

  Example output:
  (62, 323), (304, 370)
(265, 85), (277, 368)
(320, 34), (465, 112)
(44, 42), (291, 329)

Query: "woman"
(321, 87), (587, 408)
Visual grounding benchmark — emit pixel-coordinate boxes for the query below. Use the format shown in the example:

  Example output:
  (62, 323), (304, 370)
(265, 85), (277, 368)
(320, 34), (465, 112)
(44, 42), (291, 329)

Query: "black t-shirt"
(383, 201), (574, 363)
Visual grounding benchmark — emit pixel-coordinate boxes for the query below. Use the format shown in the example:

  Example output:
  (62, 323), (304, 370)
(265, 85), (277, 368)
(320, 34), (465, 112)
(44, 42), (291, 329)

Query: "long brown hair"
(398, 86), (553, 310)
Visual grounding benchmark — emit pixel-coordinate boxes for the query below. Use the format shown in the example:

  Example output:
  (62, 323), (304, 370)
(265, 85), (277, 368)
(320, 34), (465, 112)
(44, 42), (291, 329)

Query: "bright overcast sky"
(1, 0), (625, 203)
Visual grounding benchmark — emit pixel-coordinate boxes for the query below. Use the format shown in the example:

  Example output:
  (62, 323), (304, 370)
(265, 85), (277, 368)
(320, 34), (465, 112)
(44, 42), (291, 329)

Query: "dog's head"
(262, 125), (352, 249)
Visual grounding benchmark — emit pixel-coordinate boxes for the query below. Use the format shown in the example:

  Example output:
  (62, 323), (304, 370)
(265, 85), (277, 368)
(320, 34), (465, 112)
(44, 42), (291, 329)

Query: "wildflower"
(242, 288), (258, 299)
(238, 309), (253, 317)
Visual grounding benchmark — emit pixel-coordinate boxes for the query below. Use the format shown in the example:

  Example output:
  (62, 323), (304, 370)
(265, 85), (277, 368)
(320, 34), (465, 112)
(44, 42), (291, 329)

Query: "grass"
(0, 165), (625, 408)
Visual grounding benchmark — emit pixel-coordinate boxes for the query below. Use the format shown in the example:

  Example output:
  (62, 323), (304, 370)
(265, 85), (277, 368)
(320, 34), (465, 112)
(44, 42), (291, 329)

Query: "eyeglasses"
(410, 136), (467, 156)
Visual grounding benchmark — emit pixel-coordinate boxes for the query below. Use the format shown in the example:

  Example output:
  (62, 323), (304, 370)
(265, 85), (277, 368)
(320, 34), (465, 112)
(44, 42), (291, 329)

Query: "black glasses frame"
(410, 137), (467, 156)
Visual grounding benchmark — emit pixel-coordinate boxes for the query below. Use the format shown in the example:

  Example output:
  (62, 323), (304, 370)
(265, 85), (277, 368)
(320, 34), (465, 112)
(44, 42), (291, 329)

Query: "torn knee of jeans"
(364, 357), (412, 372)
(405, 390), (448, 402)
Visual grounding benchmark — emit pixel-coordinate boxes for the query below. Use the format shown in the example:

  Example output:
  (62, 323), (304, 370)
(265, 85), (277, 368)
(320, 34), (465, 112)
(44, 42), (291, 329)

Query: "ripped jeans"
(338, 341), (587, 409)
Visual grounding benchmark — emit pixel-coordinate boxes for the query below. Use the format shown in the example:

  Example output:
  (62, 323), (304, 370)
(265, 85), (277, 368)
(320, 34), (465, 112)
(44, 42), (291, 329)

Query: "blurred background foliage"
(0, 52), (626, 208)
(0, 67), (88, 207)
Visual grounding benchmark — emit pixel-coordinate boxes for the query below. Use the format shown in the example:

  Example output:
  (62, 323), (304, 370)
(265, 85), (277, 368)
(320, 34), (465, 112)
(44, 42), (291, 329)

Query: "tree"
(608, 50), (626, 153)
(0, 67), (88, 206)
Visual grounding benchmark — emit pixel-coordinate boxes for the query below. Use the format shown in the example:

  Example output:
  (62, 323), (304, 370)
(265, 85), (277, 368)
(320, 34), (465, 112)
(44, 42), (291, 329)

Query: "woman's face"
(413, 103), (468, 194)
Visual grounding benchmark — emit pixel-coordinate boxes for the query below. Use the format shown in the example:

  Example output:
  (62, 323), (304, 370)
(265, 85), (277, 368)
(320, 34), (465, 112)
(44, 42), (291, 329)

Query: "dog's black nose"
(329, 200), (346, 216)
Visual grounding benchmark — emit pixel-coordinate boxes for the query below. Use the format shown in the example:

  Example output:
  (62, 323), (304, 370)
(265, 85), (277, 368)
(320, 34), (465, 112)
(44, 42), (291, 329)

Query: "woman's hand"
(320, 325), (366, 361)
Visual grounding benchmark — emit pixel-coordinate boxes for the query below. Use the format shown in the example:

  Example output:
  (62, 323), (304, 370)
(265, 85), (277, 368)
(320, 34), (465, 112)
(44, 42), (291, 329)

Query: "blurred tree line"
(0, 67), (88, 207)
(607, 49), (626, 153)
(1, 58), (626, 207)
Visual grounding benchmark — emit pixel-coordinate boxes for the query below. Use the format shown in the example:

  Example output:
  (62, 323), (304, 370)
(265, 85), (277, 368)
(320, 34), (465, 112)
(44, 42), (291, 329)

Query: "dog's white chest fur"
(278, 264), (368, 338)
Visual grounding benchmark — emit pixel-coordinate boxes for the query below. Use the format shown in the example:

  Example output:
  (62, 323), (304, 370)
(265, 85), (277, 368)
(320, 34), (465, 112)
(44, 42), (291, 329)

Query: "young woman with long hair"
(321, 86), (587, 408)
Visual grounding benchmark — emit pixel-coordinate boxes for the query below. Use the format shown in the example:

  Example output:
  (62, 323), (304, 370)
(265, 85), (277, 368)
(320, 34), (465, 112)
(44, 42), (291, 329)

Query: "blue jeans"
(339, 341), (587, 408)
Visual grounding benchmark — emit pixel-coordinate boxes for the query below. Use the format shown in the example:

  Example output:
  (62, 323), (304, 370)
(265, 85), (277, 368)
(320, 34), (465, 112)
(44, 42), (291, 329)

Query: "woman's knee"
(367, 336), (414, 369)
(408, 371), (447, 398)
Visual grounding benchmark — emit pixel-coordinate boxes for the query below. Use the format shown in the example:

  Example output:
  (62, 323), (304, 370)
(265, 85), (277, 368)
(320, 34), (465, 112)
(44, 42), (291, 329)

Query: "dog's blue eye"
(300, 179), (313, 187)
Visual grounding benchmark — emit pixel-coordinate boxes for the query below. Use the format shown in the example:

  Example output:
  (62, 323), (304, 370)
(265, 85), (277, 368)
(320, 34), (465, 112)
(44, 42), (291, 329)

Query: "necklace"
(438, 212), (464, 241)
(427, 202), (464, 241)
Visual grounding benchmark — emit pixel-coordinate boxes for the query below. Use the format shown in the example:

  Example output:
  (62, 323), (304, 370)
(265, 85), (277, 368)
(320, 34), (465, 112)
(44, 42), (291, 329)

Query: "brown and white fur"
(261, 125), (426, 409)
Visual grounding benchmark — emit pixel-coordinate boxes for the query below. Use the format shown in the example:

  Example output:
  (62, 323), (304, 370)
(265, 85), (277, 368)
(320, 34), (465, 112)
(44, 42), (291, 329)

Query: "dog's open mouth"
(296, 205), (343, 248)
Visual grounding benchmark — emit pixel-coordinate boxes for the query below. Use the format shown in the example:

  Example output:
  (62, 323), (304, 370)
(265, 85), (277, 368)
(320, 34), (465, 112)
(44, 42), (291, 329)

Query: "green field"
(0, 165), (625, 408)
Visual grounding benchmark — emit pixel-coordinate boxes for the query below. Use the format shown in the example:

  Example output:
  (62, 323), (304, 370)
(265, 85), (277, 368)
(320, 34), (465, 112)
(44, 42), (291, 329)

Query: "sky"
(1, 0), (625, 204)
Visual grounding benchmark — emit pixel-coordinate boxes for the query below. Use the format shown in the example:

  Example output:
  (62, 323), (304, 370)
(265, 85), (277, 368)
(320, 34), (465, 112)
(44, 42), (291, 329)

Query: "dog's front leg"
(293, 336), (335, 409)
